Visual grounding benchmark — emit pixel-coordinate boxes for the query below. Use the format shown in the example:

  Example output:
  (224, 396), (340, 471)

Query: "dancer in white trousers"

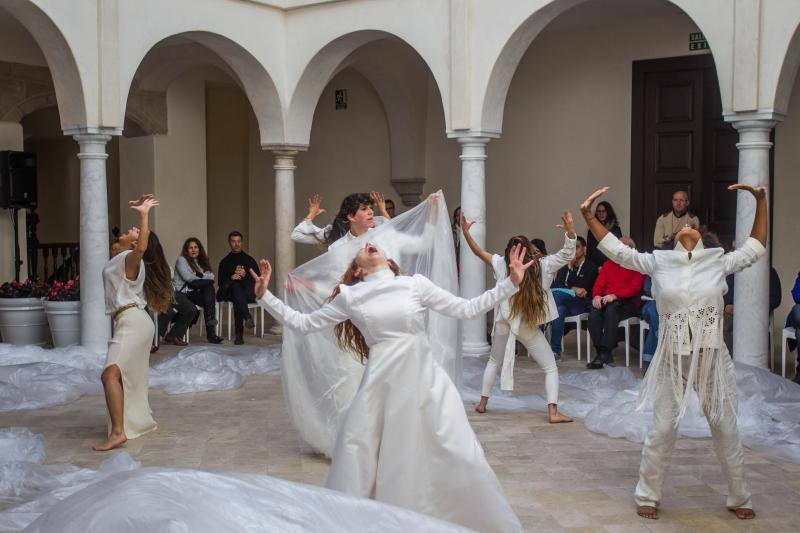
(251, 242), (527, 532)
(95, 195), (173, 451)
(581, 185), (765, 521)
(461, 212), (575, 423)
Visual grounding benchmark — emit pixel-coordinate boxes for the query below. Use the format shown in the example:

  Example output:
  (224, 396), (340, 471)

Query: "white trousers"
(634, 356), (751, 510)
(480, 322), (559, 404)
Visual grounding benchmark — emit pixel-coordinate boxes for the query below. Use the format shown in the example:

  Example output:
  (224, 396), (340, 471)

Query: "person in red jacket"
(587, 236), (645, 368)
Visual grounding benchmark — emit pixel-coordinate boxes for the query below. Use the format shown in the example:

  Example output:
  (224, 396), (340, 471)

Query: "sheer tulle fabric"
(280, 194), (458, 455)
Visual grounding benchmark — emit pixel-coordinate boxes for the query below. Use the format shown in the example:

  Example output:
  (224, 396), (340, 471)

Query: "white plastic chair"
(562, 313), (590, 361)
(586, 316), (639, 367)
(639, 319), (650, 368)
(781, 327), (796, 378)
(222, 301), (264, 340)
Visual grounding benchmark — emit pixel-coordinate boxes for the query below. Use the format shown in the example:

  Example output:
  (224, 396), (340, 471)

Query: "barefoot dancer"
(461, 212), (575, 423)
(251, 243), (528, 532)
(291, 191), (391, 249)
(581, 185), (764, 521)
(94, 195), (172, 451)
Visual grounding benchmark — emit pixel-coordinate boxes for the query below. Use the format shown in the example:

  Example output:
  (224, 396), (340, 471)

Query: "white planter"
(44, 300), (81, 347)
(0, 297), (48, 346)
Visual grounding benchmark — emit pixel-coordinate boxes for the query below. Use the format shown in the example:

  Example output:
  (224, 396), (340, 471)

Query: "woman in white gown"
(252, 242), (527, 532)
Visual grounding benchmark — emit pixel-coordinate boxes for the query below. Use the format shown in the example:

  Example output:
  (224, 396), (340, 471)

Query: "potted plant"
(44, 277), (81, 347)
(0, 279), (48, 346)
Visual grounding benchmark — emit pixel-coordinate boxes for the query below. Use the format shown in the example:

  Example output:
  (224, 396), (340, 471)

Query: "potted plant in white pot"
(0, 279), (48, 346)
(44, 277), (81, 347)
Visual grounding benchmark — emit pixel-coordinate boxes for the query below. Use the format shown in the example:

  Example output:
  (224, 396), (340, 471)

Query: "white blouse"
(103, 250), (147, 315)
(290, 216), (387, 250)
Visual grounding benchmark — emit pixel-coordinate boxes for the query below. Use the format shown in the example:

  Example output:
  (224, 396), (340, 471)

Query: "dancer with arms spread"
(581, 185), (765, 521)
(291, 191), (391, 249)
(461, 211), (575, 423)
(251, 242), (527, 532)
(95, 195), (172, 451)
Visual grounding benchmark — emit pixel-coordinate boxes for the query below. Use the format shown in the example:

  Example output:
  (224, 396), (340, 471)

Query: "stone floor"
(2, 330), (799, 532)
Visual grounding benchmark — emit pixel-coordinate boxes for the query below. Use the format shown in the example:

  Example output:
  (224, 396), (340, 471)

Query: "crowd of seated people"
(155, 231), (259, 348)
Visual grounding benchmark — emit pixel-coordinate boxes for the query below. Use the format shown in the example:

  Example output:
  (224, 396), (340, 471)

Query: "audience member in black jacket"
(217, 231), (259, 345)
(585, 200), (622, 266)
(723, 265), (782, 352)
(549, 236), (599, 358)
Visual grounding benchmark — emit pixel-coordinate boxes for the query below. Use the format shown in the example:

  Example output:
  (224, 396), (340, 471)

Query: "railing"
(35, 242), (79, 282)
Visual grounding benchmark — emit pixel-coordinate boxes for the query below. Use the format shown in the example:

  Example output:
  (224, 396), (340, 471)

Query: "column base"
(461, 340), (491, 358)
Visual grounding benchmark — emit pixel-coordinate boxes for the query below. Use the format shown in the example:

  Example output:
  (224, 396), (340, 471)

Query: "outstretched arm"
(251, 260), (349, 332)
(125, 195), (158, 280)
(723, 184), (768, 274)
(459, 213), (493, 266)
(541, 211), (577, 275)
(730, 184), (767, 246)
(371, 191), (391, 219)
(579, 187), (610, 243)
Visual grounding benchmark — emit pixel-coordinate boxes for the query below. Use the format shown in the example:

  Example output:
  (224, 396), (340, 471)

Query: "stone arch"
(0, 0), (88, 129)
(480, 0), (731, 134)
(285, 30), (448, 146)
(120, 31), (284, 144)
(773, 21), (800, 115)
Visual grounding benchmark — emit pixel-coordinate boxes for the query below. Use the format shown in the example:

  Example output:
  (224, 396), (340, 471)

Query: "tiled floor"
(2, 332), (799, 532)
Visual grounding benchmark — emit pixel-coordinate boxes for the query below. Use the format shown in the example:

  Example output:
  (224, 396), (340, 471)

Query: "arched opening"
(287, 33), (454, 265)
(118, 33), (283, 272)
(0, 3), (90, 283)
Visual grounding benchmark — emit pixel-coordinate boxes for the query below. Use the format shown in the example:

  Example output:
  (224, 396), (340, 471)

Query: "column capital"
(723, 110), (784, 129)
(63, 125), (122, 139)
(261, 143), (309, 152)
(446, 129), (500, 141)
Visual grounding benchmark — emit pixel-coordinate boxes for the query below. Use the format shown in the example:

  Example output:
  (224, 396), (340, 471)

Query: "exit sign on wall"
(689, 32), (708, 51)
(335, 89), (347, 110)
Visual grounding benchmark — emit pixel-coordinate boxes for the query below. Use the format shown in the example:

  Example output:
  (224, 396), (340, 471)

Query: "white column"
(456, 136), (491, 357)
(730, 118), (775, 367)
(272, 149), (298, 302)
(67, 128), (118, 354)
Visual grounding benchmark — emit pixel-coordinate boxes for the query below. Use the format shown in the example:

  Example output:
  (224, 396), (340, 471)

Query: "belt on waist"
(112, 303), (138, 321)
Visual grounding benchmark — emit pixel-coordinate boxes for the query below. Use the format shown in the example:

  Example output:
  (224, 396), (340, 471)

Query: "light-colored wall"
(773, 72), (800, 330)
(479, 16), (705, 256)
(293, 67), (392, 266)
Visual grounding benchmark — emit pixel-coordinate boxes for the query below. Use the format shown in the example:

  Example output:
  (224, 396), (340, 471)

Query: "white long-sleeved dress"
(259, 269), (523, 533)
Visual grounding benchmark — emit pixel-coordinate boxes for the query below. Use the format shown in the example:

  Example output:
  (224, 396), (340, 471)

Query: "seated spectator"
(723, 260), (781, 353)
(640, 276), (657, 371)
(587, 237), (645, 369)
(786, 272), (800, 384)
(653, 190), (700, 249)
(530, 238), (548, 256)
(217, 231), (259, 345)
(549, 236), (598, 360)
(174, 237), (223, 344)
(586, 201), (622, 266)
(384, 198), (396, 218)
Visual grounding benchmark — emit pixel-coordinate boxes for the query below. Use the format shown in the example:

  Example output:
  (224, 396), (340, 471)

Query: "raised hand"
(728, 183), (767, 199)
(370, 191), (386, 211)
(129, 195), (159, 214)
(556, 210), (576, 237)
(580, 187), (609, 217)
(249, 259), (272, 300)
(508, 243), (535, 287)
(306, 194), (325, 220)
(459, 213), (476, 235)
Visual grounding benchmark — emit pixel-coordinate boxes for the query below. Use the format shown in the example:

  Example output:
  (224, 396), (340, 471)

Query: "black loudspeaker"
(0, 151), (37, 208)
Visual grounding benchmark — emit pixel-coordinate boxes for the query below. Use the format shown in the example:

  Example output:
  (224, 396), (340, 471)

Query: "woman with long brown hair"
(461, 211), (575, 422)
(94, 194), (172, 452)
(251, 242), (529, 532)
(173, 237), (223, 343)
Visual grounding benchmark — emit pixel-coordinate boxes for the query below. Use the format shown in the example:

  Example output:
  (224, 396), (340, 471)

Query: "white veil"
(281, 193), (459, 455)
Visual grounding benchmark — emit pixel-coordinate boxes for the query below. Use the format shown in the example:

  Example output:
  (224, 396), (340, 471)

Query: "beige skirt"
(105, 307), (157, 439)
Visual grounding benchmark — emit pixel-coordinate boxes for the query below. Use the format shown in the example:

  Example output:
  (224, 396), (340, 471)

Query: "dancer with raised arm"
(461, 212), (575, 423)
(291, 191), (391, 249)
(251, 242), (527, 532)
(94, 195), (172, 451)
(581, 185), (765, 521)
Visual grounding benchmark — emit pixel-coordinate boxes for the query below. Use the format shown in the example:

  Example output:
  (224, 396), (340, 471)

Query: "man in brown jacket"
(653, 190), (700, 248)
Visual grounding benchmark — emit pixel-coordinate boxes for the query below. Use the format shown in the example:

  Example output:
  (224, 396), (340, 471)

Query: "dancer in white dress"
(291, 191), (391, 249)
(461, 212), (575, 423)
(252, 242), (527, 532)
(581, 185), (765, 521)
(94, 195), (173, 452)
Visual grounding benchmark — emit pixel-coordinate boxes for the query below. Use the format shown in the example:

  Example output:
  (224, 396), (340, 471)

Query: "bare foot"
(548, 412), (573, 424)
(475, 397), (489, 414)
(637, 505), (658, 520)
(732, 508), (755, 520)
(93, 432), (127, 451)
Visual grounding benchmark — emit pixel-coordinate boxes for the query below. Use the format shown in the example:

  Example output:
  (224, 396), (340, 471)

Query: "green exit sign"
(689, 32), (708, 51)
(335, 89), (347, 110)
